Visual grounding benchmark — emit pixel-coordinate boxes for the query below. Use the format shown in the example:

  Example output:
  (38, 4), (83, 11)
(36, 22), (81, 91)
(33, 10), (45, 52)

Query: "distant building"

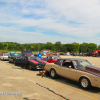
(42, 49), (50, 53)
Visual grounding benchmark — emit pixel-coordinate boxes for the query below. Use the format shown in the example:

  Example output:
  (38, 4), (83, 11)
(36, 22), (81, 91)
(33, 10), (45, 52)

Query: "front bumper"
(36, 64), (45, 69)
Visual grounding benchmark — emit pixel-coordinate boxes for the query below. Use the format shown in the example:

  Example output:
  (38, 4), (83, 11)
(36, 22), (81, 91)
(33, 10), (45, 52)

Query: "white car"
(1, 53), (9, 61)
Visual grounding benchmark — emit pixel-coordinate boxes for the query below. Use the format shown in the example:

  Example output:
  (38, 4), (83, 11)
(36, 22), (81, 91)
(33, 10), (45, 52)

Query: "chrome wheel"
(51, 70), (55, 77)
(81, 78), (88, 88)
(50, 69), (58, 79)
(80, 77), (91, 89)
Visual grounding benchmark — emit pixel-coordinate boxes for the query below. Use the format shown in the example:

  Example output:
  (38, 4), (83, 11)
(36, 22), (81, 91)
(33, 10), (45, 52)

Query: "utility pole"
(38, 43), (39, 53)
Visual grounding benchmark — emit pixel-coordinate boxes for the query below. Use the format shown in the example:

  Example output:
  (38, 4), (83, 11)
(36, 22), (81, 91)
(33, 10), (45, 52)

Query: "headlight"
(36, 65), (40, 68)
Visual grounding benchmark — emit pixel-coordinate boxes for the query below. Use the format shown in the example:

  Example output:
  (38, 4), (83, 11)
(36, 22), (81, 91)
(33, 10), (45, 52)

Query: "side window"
(48, 56), (50, 59)
(55, 59), (62, 66)
(44, 57), (48, 61)
(62, 60), (74, 69)
(49, 56), (52, 60)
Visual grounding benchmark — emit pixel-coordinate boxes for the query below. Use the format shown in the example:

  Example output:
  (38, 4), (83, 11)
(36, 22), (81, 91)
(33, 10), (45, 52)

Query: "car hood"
(77, 65), (100, 77)
(29, 59), (48, 64)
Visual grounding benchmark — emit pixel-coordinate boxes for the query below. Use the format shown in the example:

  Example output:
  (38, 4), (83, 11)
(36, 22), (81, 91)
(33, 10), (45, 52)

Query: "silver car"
(1, 53), (9, 60)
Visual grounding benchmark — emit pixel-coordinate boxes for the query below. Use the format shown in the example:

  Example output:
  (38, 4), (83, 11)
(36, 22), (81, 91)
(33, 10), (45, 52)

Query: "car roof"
(59, 58), (86, 61)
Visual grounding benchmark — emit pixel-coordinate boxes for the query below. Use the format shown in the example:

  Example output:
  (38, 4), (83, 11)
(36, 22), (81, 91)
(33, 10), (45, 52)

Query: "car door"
(59, 60), (77, 81)
(54, 59), (63, 74)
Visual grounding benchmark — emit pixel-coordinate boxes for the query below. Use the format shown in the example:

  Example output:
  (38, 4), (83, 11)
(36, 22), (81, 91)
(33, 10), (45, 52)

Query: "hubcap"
(81, 78), (88, 87)
(51, 70), (55, 77)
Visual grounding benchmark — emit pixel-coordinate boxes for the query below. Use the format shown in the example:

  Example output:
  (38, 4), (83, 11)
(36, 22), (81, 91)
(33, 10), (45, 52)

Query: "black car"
(15, 50), (48, 70)
(8, 52), (21, 63)
(86, 52), (93, 56)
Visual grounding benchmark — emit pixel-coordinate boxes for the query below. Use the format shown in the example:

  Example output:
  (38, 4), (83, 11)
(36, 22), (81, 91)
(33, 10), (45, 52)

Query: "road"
(0, 56), (100, 100)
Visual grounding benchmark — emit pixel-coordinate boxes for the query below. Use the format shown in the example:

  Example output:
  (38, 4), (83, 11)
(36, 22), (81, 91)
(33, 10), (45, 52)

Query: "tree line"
(0, 41), (100, 53)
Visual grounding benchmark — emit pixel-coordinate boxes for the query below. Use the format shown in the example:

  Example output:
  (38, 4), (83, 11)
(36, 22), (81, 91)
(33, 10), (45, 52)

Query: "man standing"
(38, 52), (42, 58)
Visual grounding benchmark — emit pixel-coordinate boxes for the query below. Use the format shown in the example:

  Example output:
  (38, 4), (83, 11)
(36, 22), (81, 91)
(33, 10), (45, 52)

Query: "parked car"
(8, 52), (21, 63)
(78, 53), (84, 56)
(15, 50), (48, 70)
(0, 53), (2, 59)
(86, 52), (93, 56)
(44, 58), (100, 89)
(1, 52), (9, 60)
(59, 53), (65, 55)
(42, 56), (61, 63)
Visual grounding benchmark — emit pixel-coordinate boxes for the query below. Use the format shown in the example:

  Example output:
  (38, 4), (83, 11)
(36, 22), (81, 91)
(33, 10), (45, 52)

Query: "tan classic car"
(44, 58), (100, 89)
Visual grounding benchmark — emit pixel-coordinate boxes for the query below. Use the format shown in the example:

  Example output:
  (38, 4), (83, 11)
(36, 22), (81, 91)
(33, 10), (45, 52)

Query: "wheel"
(50, 69), (58, 79)
(13, 60), (15, 64)
(79, 77), (91, 89)
(9, 60), (11, 63)
(28, 64), (32, 70)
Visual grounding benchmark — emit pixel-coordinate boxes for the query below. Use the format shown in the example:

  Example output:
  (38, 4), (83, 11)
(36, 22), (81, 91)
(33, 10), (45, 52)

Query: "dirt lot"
(0, 56), (100, 100)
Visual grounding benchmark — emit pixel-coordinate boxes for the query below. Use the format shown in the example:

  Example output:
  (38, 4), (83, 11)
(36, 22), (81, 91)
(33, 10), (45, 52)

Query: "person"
(38, 52), (42, 59)
(55, 51), (59, 56)
(37, 70), (47, 76)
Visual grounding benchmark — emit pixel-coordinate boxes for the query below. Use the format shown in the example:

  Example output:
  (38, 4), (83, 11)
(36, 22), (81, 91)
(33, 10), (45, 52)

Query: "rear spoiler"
(21, 50), (33, 56)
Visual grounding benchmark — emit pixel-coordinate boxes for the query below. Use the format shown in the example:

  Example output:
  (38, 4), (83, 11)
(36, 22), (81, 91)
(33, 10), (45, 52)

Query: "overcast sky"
(0, 0), (100, 45)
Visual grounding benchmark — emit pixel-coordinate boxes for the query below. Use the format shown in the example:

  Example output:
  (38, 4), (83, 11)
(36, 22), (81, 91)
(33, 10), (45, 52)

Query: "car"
(1, 52), (10, 60)
(8, 52), (21, 63)
(42, 56), (61, 63)
(78, 53), (84, 56)
(0, 53), (2, 59)
(44, 58), (100, 89)
(15, 50), (48, 70)
(59, 53), (65, 55)
(86, 52), (93, 56)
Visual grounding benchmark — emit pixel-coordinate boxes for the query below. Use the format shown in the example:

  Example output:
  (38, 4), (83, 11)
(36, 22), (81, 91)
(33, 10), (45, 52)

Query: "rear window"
(3, 53), (9, 56)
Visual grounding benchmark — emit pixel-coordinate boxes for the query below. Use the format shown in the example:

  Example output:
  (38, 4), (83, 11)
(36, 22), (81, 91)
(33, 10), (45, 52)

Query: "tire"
(79, 77), (91, 89)
(50, 69), (58, 79)
(13, 60), (15, 64)
(28, 64), (32, 70)
(9, 60), (11, 63)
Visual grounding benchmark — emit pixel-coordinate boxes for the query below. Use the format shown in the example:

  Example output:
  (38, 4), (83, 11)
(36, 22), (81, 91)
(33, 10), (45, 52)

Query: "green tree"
(55, 41), (62, 52)
(61, 44), (67, 53)
(3, 43), (8, 50)
(97, 45), (100, 50)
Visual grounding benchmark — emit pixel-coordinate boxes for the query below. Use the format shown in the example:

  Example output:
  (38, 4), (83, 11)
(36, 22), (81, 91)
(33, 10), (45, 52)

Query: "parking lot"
(0, 56), (100, 100)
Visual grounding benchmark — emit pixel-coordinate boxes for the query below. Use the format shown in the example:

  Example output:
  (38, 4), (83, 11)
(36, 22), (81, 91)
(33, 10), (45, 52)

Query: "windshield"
(10, 53), (21, 56)
(52, 56), (60, 59)
(28, 56), (42, 60)
(73, 60), (93, 68)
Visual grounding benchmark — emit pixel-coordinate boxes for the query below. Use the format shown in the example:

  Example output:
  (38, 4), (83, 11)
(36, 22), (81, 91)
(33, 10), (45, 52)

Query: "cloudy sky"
(0, 0), (100, 45)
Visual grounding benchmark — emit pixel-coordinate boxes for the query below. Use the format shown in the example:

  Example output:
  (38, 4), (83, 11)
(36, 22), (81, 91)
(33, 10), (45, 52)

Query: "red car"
(42, 56), (61, 63)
